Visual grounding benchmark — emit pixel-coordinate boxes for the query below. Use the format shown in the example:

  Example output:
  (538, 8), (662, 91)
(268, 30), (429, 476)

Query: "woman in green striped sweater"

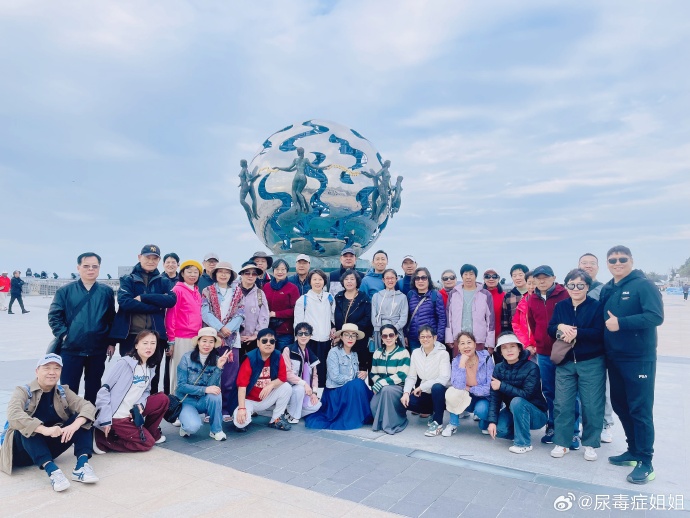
(370, 324), (411, 434)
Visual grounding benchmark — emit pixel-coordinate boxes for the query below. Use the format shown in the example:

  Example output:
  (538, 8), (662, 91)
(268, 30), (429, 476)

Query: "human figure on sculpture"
(239, 159), (259, 221)
(272, 147), (329, 213)
(362, 160), (392, 221)
(390, 175), (403, 217)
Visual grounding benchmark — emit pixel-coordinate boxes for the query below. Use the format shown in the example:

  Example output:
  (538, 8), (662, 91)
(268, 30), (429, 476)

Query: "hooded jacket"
(600, 270), (664, 361)
(450, 349), (495, 398)
(512, 293), (534, 347)
(110, 264), (177, 340)
(95, 356), (155, 429)
(406, 290), (447, 340)
(487, 349), (547, 424)
(371, 289), (409, 333)
(0, 275), (10, 293)
(547, 296), (605, 364)
(48, 280), (116, 356)
(360, 270), (385, 300)
(293, 290), (335, 342)
(165, 282), (203, 341)
(526, 283), (569, 356)
(445, 285), (495, 348)
(403, 341), (451, 394)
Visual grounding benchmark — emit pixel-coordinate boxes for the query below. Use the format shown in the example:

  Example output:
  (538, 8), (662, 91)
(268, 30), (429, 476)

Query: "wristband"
(238, 407), (246, 410)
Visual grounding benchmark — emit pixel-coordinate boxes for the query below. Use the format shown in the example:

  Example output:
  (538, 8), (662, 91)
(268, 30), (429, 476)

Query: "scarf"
(207, 283), (244, 347)
(270, 277), (289, 291)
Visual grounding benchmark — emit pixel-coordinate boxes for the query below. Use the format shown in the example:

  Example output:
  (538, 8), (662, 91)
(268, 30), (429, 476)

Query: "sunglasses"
(259, 338), (276, 345)
(296, 332), (311, 337)
(441, 276), (456, 281)
(484, 274), (499, 280)
(414, 275), (428, 281)
(608, 257), (630, 264)
(381, 332), (396, 339)
(342, 332), (358, 339)
(566, 283), (587, 291)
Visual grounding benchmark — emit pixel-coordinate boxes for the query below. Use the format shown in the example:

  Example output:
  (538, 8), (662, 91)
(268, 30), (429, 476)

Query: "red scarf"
(207, 284), (244, 348)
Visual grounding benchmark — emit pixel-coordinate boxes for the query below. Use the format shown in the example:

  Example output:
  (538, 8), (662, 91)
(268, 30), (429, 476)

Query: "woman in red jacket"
(262, 259), (300, 350)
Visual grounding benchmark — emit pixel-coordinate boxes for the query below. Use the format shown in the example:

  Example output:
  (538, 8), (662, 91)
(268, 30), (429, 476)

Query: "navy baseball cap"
(140, 244), (161, 257)
(532, 265), (555, 277)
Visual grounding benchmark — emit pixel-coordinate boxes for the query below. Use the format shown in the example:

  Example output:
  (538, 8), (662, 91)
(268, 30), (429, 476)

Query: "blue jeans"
(449, 395), (489, 430)
(179, 393), (223, 434)
(276, 334), (294, 350)
(496, 397), (548, 447)
(537, 354), (580, 434)
(408, 338), (421, 352)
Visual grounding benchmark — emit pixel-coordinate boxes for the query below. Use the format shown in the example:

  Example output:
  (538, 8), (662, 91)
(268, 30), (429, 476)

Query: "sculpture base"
(274, 253), (371, 274)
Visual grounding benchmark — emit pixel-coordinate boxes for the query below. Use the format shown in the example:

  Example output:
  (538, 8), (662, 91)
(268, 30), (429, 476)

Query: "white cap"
(37, 353), (63, 368)
(496, 333), (523, 350)
(296, 254), (311, 263)
(402, 255), (416, 264)
(203, 252), (220, 261)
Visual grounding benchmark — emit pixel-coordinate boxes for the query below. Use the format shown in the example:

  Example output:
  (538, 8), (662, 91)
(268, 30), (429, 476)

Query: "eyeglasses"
(414, 275), (428, 281)
(442, 276), (456, 281)
(342, 332), (358, 339)
(484, 274), (499, 280)
(80, 265), (100, 270)
(381, 333), (396, 339)
(296, 332), (311, 337)
(608, 257), (630, 264)
(259, 338), (276, 344)
(243, 271), (259, 276)
(419, 335), (434, 340)
(566, 283), (587, 291)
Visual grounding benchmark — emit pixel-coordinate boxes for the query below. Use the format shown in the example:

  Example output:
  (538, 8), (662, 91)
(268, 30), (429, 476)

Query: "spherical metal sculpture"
(240, 119), (403, 257)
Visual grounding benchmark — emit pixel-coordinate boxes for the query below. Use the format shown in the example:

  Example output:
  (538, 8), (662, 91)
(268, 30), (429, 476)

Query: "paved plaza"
(0, 293), (687, 516)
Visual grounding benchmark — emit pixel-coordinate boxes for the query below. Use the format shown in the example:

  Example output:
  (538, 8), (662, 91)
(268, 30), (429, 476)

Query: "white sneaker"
(49, 469), (71, 492)
(481, 429), (489, 435)
(472, 414), (480, 421)
(600, 425), (613, 443)
(92, 437), (106, 455)
(203, 414), (210, 423)
(172, 419), (181, 427)
(508, 445), (533, 454)
(441, 425), (457, 437)
(284, 413), (299, 424)
(584, 446), (598, 461)
(180, 427), (190, 437)
(72, 463), (99, 484)
(550, 445), (569, 458)
(459, 411), (471, 419)
(210, 431), (227, 441)
(155, 435), (167, 444)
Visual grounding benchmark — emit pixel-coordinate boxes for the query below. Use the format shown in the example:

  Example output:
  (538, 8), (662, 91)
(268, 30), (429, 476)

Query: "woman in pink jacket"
(511, 271), (537, 359)
(166, 260), (203, 392)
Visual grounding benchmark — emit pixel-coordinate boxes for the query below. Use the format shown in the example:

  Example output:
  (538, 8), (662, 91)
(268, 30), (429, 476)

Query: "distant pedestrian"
(8, 270), (29, 314)
(48, 252), (116, 404)
(683, 283), (689, 301)
(0, 270), (10, 311)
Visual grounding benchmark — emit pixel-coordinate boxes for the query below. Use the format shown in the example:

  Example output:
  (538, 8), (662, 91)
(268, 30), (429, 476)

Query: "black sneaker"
(627, 461), (655, 484)
(541, 426), (555, 444)
(608, 451), (638, 466)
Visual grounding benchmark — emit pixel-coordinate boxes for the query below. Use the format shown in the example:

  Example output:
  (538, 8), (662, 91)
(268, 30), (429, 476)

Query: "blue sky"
(1, 1), (688, 282)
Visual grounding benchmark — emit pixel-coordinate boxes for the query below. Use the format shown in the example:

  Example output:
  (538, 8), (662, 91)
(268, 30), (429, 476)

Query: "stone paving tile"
(420, 496), (469, 518)
(361, 493), (400, 511)
(311, 479), (349, 496)
(243, 462), (279, 477)
(335, 485), (373, 503)
(389, 500), (431, 517)
(458, 503), (501, 518)
(263, 468), (302, 484)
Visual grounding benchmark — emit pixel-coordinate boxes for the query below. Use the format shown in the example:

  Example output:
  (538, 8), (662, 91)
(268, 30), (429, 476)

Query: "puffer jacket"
(10, 277), (24, 296)
(48, 280), (116, 356)
(0, 275), (10, 293)
(95, 356), (155, 429)
(360, 270), (384, 300)
(406, 290), (446, 339)
(600, 270), (664, 361)
(165, 283), (203, 341)
(110, 264), (177, 340)
(175, 350), (222, 399)
(527, 283), (569, 356)
(445, 285), (495, 348)
(512, 294), (534, 347)
(547, 296), (605, 365)
(450, 349), (494, 397)
(403, 341), (451, 394)
(487, 349), (547, 424)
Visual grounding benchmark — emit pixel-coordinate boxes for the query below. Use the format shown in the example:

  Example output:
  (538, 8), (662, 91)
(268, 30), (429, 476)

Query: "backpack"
(0, 385), (69, 445)
(303, 293), (334, 311)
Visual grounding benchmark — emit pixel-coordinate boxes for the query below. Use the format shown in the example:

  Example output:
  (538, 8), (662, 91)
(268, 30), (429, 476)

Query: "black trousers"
(310, 340), (332, 388)
(407, 383), (447, 424)
(12, 416), (92, 468)
(607, 358), (656, 463)
(8, 295), (26, 312)
(118, 334), (165, 394)
(60, 352), (107, 404)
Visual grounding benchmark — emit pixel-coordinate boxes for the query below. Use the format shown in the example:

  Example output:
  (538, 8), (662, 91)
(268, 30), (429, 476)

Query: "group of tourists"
(0, 243), (664, 492)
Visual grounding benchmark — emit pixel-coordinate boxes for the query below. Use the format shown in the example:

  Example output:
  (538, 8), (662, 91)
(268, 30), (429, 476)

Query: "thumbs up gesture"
(606, 311), (620, 332)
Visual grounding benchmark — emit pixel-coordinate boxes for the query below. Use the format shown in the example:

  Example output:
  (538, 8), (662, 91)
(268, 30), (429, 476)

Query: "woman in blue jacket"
(405, 267), (446, 351)
(548, 269), (606, 462)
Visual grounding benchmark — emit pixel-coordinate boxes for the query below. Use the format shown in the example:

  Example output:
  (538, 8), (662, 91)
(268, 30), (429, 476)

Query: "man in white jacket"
(401, 325), (451, 437)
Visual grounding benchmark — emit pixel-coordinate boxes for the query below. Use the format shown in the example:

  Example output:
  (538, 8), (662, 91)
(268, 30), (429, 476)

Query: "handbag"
(46, 288), (94, 354)
(164, 366), (206, 424)
(550, 338), (574, 365)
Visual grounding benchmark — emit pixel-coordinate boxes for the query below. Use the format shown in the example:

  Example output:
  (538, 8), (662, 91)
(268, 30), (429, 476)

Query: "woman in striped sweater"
(370, 324), (411, 434)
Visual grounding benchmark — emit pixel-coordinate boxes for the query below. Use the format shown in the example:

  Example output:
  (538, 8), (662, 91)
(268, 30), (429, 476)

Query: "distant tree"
(644, 271), (665, 283)
(678, 257), (690, 278)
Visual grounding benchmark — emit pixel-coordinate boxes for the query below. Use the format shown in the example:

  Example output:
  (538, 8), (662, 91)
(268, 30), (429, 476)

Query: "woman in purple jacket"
(405, 267), (446, 352)
(442, 331), (494, 436)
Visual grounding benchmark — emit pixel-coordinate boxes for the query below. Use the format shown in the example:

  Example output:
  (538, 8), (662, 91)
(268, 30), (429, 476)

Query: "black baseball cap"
(532, 265), (555, 277)
(140, 244), (161, 257)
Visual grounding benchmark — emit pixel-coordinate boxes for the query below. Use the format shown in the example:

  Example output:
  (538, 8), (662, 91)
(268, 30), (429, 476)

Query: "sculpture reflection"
(272, 147), (330, 213)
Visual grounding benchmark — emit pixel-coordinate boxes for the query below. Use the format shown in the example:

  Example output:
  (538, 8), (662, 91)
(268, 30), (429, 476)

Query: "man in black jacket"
(487, 333), (548, 454)
(328, 247), (357, 296)
(109, 245), (177, 393)
(48, 253), (116, 404)
(601, 245), (663, 484)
